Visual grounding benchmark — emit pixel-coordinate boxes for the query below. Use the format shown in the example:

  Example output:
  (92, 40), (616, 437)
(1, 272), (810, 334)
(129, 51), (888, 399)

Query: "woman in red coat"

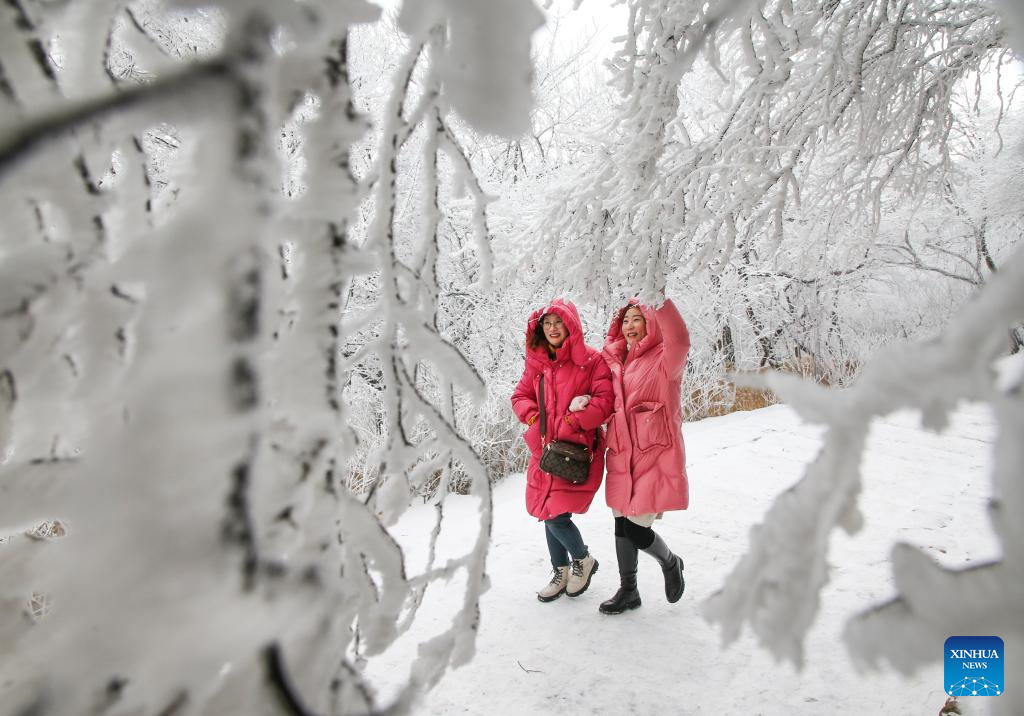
(598, 298), (690, 614)
(511, 299), (614, 602)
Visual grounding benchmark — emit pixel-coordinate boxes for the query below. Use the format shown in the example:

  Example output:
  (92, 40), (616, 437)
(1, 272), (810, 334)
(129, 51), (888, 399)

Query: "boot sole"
(537, 588), (565, 603)
(599, 598), (641, 615)
(565, 560), (599, 598)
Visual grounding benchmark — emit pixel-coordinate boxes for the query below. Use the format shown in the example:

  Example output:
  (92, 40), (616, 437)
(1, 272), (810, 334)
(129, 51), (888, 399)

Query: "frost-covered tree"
(0, 0), (542, 714)
(332, 2), (622, 487)
(527, 0), (1010, 292)
(3, 0), (1023, 713)
(874, 106), (1024, 352)
(518, 0), (1018, 384)
(522, 1), (1023, 713)
(524, 0), (1021, 408)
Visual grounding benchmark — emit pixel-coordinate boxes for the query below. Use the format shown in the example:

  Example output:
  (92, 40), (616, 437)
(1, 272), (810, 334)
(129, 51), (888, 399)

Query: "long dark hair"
(527, 318), (547, 351)
(528, 313), (565, 357)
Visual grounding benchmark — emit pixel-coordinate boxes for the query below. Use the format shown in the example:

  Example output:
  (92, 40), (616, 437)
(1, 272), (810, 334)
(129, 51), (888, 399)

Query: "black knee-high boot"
(598, 536), (642, 614)
(642, 533), (685, 603)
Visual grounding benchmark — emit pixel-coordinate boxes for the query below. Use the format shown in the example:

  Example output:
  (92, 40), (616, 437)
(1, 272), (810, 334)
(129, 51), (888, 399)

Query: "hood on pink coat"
(525, 299), (590, 368)
(604, 299), (664, 361)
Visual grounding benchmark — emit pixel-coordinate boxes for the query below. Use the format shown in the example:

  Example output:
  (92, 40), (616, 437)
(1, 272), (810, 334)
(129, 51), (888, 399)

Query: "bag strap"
(541, 373), (603, 455)
(538, 374), (547, 443)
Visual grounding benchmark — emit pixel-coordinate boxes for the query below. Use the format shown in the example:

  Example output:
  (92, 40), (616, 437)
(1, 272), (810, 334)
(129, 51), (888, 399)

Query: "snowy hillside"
(367, 403), (999, 715)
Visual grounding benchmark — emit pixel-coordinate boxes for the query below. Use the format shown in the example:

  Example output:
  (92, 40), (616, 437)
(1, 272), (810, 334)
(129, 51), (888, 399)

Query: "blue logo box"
(945, 636), (1004, 697)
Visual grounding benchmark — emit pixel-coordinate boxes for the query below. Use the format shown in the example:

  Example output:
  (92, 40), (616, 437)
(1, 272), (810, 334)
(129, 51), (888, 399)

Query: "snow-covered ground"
(368, 403), (1001, 715)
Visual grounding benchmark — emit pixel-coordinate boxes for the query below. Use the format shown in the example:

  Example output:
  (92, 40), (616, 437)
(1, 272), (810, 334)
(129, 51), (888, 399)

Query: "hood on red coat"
(604, 299), (664, 361)
(525, 298), (590, 367)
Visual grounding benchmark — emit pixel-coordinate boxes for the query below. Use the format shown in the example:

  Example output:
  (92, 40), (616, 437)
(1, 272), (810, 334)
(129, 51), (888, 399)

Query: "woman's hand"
(568, 394), (591, 412)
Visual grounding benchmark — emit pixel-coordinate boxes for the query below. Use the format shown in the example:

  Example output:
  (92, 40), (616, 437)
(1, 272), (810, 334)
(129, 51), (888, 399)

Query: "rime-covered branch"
(0, 1), (537, 714)
(704, 245), (1024, 716)
(524, 0), (1006, 304)
(0, 56), (233, 180)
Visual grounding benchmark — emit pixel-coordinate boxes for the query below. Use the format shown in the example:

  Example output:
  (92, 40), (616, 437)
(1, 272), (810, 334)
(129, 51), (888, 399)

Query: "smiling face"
(622, 306), (647, 347)
(542, 314), (568, 348)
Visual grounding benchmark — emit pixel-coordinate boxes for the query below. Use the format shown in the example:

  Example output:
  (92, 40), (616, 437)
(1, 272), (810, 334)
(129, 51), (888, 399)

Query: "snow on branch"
(1, 0), (538, 714)
(397, 0), (543, 137)
(704, 245), (1024, 715)
(522, 0), (1007, 305)
(335, 20), (501, 697)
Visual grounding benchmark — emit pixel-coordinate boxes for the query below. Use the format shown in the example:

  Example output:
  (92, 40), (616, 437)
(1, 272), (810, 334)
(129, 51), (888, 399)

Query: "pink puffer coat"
(603, 298), (691, 515)
(511, 300), (614, 520)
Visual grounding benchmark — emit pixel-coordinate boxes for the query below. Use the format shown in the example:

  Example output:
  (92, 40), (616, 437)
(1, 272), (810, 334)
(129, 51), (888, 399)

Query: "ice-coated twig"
(522, 0), (1004, 306)
(0, 57), (235, 181)
(705, 245), (1024, 697)
(1, 1), (524, 713)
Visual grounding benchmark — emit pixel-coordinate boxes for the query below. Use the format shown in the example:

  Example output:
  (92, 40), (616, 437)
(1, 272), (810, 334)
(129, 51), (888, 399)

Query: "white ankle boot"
(566, 553), (599, 597)
(537, 566), (569, 602)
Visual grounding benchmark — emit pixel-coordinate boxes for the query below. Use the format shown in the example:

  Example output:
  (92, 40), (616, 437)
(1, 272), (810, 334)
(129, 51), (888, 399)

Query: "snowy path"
(368, 404), (999, 715)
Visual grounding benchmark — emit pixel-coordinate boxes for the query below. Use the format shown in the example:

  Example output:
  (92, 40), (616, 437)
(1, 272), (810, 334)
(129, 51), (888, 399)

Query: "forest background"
(1, 0), (1022, 715)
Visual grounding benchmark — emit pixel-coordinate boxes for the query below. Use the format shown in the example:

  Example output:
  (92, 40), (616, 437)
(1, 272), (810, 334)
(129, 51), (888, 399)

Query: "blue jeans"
(544, 512), (588, 568)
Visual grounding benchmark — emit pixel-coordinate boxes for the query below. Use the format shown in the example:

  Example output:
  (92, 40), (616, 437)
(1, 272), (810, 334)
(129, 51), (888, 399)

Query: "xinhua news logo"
(945, 636), (1004, 697)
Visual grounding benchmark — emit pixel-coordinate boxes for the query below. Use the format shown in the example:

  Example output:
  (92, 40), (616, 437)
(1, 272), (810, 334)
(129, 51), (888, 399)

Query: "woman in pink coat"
(511, 299), (614, 602)
(598, 298), (690, 614)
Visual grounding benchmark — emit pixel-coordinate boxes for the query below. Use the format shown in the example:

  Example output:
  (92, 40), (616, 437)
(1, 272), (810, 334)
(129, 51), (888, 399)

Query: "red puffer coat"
(511, 300), (614, 520)
(602, 298), (691, 515)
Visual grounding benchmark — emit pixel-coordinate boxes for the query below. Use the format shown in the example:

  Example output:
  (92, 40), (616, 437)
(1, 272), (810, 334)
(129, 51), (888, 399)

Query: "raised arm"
(657, 298), (690, 377)
(510, 367), (539, 425)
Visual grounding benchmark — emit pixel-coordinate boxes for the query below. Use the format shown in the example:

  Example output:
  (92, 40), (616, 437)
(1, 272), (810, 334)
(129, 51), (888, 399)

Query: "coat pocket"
(630, 401), (670, 451)
(606, 416), (623, 454)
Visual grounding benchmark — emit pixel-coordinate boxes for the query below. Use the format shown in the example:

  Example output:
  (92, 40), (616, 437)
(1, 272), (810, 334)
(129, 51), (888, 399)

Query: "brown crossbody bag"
(537, 375), (594, 484)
